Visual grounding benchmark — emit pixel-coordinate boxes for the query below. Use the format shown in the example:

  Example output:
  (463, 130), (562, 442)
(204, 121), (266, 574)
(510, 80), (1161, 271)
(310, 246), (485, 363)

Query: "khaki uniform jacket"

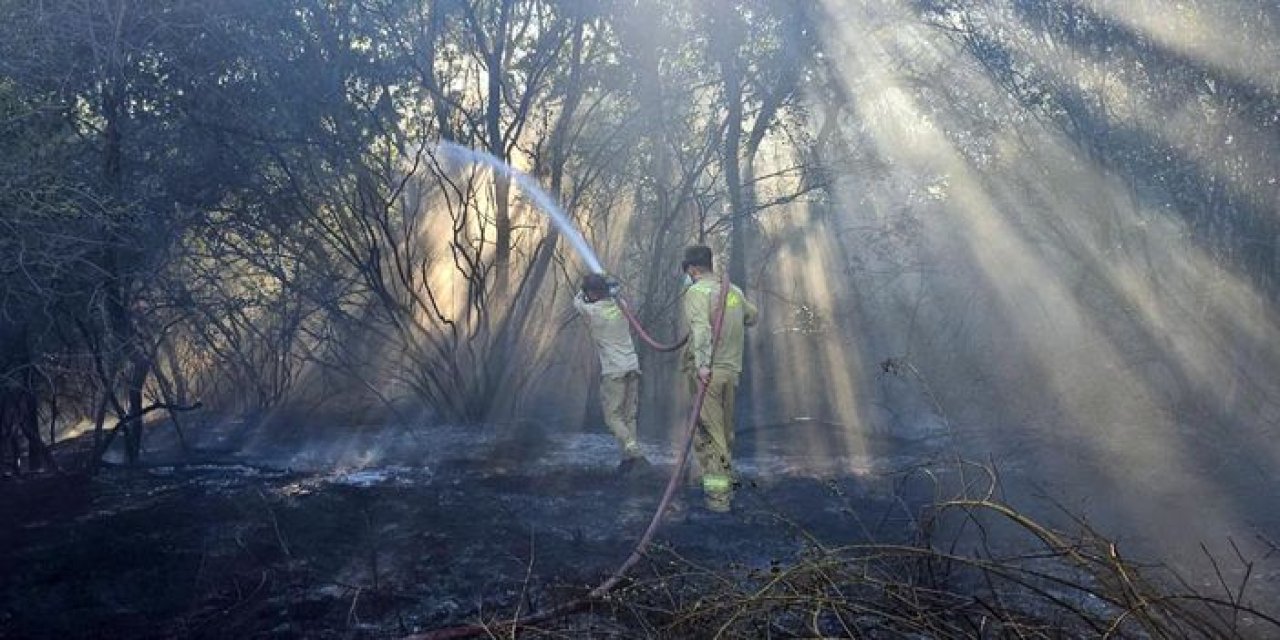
(574, 292), (640, 376)
(682, 273), (757, 376)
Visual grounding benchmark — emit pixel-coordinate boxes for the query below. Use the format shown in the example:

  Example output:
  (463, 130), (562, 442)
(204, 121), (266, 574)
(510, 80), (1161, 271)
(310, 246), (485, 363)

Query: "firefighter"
(574, 273), (648, 473)
(680, 245), (757, 513)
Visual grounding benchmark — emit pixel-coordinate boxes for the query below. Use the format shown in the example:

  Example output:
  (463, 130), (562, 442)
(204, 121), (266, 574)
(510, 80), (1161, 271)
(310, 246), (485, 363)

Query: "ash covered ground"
(0, 419), (934, 639)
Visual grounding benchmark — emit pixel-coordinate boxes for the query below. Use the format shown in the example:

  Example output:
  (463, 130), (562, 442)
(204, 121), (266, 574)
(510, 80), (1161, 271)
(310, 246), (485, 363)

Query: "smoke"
(786, 0), (1280, 584)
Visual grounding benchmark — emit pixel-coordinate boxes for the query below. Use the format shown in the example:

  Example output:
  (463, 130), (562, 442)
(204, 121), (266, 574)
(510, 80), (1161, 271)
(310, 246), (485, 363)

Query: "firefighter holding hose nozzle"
(574, 273), (650, 474)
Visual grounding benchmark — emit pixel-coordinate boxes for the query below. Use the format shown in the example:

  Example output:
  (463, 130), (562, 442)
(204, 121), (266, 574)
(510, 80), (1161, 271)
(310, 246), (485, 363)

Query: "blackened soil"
(0, 456), (908, 639)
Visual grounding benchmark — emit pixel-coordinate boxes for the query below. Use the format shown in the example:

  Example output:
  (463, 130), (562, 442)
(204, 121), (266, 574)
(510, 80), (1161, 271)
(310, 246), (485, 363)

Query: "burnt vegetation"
(1, 0), (1279, 638)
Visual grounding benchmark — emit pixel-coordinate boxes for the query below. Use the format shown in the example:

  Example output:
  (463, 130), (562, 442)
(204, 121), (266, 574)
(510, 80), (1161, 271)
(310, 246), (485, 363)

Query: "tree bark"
(485, 0), (514, 292)
(15, 332), (55, 471)
(712, 1), (749, 286)
(123, 353), (150, 465)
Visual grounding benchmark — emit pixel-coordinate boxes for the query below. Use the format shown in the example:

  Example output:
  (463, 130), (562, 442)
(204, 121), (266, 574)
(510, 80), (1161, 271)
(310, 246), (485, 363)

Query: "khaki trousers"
(689, 373), (737, 505)
(600, 371), (640, 457)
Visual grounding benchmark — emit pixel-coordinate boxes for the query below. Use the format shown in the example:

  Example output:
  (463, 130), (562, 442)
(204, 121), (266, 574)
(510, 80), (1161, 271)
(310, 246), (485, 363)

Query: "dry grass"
(503, 461), (1280, 639)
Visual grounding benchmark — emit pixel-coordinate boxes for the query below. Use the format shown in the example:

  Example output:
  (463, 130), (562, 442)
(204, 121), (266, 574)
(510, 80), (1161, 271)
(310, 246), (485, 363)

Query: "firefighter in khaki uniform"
(574, 273), (649, 473)
(680, 245), (757, 513)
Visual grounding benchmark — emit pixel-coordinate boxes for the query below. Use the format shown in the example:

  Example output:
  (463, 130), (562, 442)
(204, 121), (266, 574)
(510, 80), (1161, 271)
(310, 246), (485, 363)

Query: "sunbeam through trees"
(1, 0), (1278, 637)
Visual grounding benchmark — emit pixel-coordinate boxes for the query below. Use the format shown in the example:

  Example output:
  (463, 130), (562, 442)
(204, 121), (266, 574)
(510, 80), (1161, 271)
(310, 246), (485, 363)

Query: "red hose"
(616, 296), (687, 352)
(406, 273), (733, 640)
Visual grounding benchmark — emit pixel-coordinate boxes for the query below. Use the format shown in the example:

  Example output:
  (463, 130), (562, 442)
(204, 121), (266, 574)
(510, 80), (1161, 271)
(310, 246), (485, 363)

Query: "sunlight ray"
(814, 0), (1260, 535)
(1089, 0), (1280, 94)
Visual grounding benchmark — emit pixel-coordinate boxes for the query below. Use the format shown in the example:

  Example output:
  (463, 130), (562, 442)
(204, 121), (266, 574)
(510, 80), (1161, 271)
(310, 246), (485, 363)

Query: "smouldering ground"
(0, 422), (920, 639)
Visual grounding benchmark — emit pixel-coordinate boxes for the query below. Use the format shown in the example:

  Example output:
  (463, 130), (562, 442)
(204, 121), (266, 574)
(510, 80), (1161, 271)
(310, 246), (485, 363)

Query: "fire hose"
(406, 273), (732, 640)
(616, 295), (687, 352)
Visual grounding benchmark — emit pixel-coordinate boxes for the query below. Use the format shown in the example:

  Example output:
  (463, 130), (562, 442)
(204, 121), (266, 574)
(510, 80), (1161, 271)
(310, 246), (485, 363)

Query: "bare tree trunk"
(616, 1), (680, 320)
(151, 361), (190, 455)
(484, 15), (589, 419)
(485, 0), (514, 293)
(90, 392), (109, 468)
(18, 385), (54, 471)
(711, 0), (749, 286)
(0, 397), (15, 474)
(724, 79), (748, 286)
(123, 354), (150, 465)
(16, 337), (55, 471)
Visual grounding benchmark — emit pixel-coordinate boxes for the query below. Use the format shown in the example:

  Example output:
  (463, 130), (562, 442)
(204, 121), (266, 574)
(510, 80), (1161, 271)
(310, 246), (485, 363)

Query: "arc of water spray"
(435, 141), (605, 275)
